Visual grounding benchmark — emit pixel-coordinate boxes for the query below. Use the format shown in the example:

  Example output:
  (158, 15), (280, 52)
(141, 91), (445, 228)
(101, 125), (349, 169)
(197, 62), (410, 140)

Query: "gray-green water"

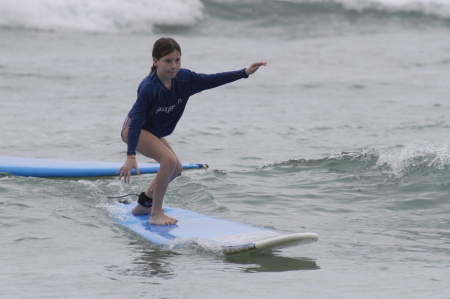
(1, 1), (450, 298)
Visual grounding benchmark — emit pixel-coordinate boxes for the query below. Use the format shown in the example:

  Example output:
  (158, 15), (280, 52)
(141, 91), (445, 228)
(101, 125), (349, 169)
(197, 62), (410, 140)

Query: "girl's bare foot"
(150, 211), (178, 225)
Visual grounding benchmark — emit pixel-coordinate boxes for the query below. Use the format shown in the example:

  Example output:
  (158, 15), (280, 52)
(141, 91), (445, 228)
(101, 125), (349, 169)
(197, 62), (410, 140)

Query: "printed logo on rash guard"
(156, 98), (183, 114)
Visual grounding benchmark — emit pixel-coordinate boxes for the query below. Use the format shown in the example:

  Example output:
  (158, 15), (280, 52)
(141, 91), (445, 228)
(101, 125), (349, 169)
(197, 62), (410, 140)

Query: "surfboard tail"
(221, 233), (318, 255)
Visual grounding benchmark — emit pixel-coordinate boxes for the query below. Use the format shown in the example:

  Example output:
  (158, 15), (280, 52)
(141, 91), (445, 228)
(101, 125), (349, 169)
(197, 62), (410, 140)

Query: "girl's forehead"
(161, 50), (181, 59)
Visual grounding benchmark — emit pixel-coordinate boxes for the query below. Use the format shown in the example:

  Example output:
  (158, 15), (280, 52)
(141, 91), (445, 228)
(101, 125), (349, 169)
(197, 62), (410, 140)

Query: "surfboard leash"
(107, 192), (153, 207)
(107, 193), (140, 204)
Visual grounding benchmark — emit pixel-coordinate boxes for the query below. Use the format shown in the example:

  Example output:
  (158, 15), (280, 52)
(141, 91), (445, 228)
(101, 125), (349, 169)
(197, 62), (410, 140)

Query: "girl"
(118, 37), (266, 225)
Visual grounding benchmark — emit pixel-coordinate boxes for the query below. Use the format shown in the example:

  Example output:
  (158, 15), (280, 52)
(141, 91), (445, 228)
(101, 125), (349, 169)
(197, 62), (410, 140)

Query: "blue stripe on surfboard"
(0, 156), (207, 178)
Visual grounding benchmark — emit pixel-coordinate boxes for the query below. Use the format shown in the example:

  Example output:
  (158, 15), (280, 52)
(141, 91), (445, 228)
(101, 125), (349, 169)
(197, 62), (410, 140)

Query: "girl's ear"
(152, 57), (158, 68)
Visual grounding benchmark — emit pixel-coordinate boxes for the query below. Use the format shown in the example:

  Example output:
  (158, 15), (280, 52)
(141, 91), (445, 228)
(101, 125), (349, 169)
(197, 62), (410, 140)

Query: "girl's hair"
(150, 37), (182, 73)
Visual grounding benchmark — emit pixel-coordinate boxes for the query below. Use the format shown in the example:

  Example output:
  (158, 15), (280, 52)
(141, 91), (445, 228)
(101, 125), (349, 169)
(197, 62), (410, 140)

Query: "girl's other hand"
(245, 62), (267, 76)
(117, 156), (141, 183)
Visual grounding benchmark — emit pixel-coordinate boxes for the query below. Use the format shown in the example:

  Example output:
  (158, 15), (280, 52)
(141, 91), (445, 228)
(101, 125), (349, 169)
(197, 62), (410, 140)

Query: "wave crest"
(205, 0), (450, 21)
(376, 140), (450, 176)
(260, 141), (450, 179)
(1, 0), (449, 34)
(0, 0), (204, 33)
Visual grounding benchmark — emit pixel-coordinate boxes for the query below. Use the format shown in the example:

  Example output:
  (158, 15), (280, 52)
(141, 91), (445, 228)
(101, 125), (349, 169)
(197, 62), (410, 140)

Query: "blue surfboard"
(0, 156), (207, 178)
(111, 203), (318, 255)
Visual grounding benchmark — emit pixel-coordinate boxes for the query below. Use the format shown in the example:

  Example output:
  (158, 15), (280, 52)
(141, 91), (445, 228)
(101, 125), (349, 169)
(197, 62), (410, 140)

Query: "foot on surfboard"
(150, 211), (178, 225)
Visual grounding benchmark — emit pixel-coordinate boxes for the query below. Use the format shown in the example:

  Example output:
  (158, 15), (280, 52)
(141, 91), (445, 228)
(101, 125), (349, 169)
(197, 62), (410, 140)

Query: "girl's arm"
(185, 61), (267, 95)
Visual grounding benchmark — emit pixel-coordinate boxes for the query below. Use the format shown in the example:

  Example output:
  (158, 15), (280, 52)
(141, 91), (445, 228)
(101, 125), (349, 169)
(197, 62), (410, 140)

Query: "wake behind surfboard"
(110, 203), (318, 255)
(0, 156), (207, 178)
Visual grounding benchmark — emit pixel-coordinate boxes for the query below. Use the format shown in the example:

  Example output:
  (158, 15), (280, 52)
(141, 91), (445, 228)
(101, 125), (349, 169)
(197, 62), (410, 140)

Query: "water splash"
(260, 140), (450, 179)
(376, 140), (450, 176)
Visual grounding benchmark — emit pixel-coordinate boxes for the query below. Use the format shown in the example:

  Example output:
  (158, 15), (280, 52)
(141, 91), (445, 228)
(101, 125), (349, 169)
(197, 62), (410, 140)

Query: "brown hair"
(150, 37), (182, 73)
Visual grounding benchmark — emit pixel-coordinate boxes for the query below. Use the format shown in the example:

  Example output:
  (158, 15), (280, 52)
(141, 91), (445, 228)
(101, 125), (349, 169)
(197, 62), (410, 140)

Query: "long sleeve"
(124, 68), (249, 156)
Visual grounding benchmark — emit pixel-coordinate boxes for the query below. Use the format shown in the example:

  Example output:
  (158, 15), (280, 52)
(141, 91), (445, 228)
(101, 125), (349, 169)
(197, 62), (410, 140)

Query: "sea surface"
(1, 0), (450, 298)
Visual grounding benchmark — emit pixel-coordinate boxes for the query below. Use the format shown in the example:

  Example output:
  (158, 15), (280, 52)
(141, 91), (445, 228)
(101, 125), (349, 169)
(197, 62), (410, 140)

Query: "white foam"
(292, 0), (450, 19)
(0, 0), (204, 33)
(377, 140), (450, 176)
(346, 0), (450, 18)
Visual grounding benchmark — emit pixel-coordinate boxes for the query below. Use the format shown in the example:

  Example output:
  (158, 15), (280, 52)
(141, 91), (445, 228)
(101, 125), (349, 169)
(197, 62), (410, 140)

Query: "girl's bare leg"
(122, 128), (182, 225)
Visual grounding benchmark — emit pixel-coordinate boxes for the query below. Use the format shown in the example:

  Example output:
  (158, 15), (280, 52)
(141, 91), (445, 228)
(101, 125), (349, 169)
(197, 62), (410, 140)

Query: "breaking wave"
(0, 0), (449, 34)
(260, 140), (450, 180)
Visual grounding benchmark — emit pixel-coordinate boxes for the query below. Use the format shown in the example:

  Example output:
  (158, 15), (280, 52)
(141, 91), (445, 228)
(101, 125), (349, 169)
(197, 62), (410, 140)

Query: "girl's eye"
(163, 58), (180, 63)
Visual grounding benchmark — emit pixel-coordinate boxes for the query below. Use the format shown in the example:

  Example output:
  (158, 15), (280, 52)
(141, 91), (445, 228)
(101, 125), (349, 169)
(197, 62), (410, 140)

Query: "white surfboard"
(0, 156), (207, 178)
(111, 203), (318, 255)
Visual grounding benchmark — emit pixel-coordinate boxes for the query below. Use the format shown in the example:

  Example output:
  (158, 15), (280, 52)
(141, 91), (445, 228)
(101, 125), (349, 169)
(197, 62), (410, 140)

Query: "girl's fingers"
(246, 62), (267, 75)
(117, 160), (140, 182)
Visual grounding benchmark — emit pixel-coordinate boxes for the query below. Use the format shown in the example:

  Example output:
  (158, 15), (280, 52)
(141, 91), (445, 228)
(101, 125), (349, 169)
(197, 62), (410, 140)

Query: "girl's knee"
(170, 163), (182, 181)
(170, 160), (183, 177)
(160, 154), (178, 172)
(166, 160), (182, 180)
(176, 161), (182, 173)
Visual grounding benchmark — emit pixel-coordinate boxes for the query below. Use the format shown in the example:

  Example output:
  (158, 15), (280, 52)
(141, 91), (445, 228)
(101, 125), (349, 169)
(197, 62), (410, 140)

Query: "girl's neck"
(156, 74), (172, 90)
(156, 72), (173, 90)
(162, 79), (172, 90)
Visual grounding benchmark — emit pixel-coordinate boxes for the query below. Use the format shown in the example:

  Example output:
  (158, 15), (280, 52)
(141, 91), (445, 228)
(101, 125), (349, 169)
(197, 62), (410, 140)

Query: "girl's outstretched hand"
(245, 62), (267, 76)
(117, 156), (141, 183)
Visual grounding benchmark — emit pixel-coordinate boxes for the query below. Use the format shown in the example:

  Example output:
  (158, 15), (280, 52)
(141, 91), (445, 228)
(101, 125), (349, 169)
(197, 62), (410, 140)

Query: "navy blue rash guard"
(126, 68), (249, 156)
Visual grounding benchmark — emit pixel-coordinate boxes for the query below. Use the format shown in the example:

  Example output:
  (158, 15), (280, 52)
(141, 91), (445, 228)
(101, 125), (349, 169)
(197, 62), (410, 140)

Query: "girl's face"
(153, 50), (181, 83)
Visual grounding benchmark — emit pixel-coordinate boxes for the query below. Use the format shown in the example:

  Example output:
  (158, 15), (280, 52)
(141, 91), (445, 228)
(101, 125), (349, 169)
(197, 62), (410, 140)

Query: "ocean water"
(1, 0), (450, 298)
